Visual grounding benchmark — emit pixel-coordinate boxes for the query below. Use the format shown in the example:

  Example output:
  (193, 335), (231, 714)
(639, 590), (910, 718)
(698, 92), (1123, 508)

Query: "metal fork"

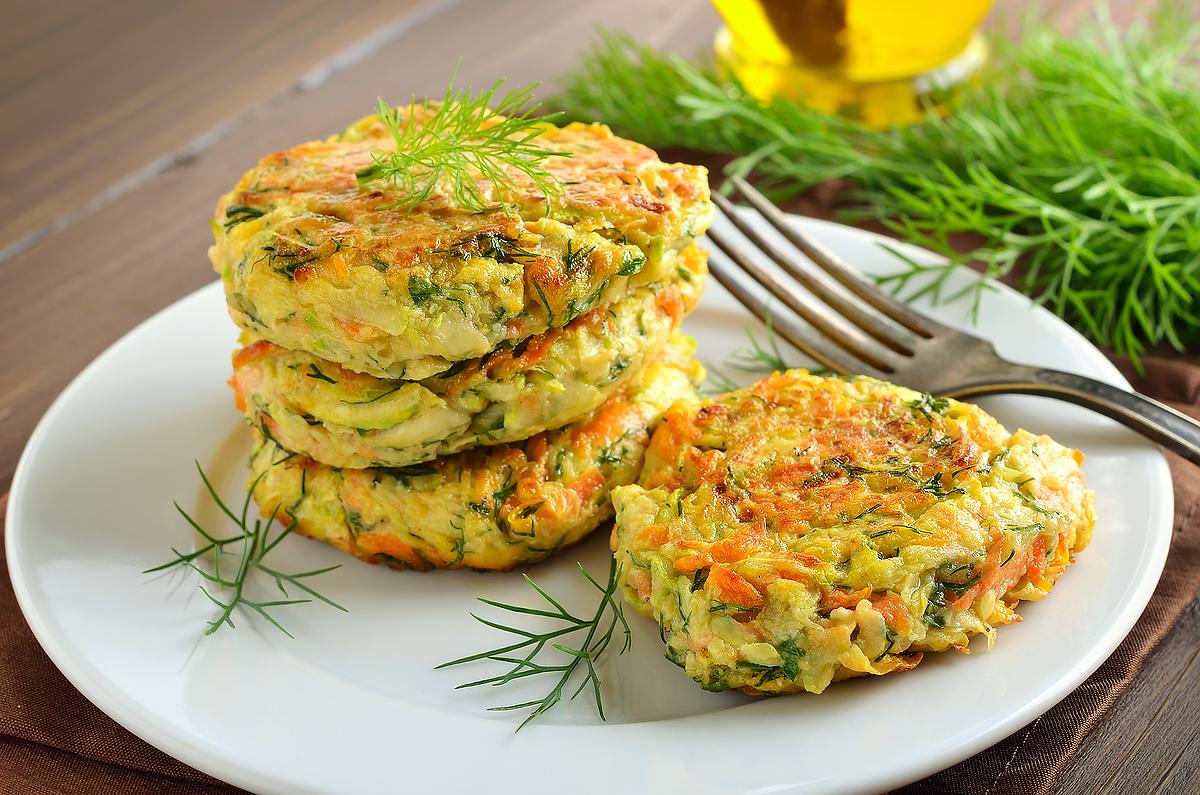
(707, 175), (1200, 466)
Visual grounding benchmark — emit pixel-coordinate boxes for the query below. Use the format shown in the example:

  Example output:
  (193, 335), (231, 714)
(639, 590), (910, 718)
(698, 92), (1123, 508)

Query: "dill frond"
(556, 4), (1200, 369)
(145, 461), (347, 637)
(438, 557), (630, 730)
(357, 72), (569, 213)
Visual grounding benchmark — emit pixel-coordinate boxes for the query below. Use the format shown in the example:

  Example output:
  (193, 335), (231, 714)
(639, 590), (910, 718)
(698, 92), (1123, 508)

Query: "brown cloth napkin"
(1, 353), (1196, 795)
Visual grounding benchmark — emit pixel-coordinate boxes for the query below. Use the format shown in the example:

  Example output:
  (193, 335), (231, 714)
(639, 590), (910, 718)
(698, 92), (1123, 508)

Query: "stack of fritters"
(209, 110), (713, 571)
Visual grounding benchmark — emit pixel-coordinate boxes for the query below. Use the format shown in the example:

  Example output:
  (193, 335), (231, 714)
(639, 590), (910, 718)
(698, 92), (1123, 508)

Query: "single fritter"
(231, 246), (705, 468)
(250, 335), (703, 571)
(210, 106), (713, 379)
(611, 370), (1094, 695)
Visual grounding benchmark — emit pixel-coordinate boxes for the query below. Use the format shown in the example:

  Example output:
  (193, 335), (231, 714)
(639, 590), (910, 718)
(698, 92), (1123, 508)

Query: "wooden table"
(3, 1), (1195, 792)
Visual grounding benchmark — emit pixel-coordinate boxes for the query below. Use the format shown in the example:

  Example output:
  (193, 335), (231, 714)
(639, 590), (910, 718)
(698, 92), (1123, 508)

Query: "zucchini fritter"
(611, 370), (1095, 695)
(231, 247), (705, 468)
(210, 107), (713, 379)
(250, 335), (703, 571)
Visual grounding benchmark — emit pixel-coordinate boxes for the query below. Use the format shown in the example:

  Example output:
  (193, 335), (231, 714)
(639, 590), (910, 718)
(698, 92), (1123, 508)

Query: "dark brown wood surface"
(1057, 599), (1200, 794)
(2, 1), (1192, 793)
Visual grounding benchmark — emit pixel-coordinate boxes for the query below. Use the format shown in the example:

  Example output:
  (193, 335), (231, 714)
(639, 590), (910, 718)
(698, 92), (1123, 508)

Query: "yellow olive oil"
(712, 0), (993, 126)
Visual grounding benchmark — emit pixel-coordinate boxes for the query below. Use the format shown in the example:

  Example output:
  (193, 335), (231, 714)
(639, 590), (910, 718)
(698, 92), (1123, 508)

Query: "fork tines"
(707, 176), (949, 379)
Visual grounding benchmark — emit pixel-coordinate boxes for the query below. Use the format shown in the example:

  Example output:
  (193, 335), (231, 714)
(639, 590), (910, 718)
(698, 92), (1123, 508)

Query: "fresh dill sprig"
(556, 3), (1200, 369)
(357, 71), (570, 212)
(724, 310), (801, 376)
(701, 313), (799, 394)
(702, 315), (840, 393)
(145, 461), (347, 638)
(726, 318), (794, 375)
(700, 364), (741, 395)
(438, 556), (630, 730)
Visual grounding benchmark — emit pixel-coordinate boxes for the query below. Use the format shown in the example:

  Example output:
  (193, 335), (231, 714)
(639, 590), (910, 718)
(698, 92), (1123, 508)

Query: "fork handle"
(947, 367), (1200, 467)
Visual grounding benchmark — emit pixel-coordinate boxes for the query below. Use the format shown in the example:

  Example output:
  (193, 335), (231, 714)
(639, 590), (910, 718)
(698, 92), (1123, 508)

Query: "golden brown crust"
(612, 370), (1095, 695)
(249, 336), (704, 571)
(209, 108), (712, 379)
(229, 246), (706, 469)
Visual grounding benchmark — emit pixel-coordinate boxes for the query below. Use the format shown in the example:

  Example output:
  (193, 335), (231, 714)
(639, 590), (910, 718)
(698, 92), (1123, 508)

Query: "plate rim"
(5, 216), (1174, 795)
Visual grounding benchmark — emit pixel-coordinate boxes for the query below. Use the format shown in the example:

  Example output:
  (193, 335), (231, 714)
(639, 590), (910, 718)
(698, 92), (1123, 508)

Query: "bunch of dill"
(555, 3), (1200, 367)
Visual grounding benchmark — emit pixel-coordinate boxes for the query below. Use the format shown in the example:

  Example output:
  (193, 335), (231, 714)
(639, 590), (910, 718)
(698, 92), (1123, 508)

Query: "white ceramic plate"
(7, 216), (1171, 795)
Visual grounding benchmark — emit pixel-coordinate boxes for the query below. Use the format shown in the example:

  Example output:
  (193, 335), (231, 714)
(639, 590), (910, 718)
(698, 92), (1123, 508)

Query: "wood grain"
(0, 0), (425, 258)
(0, 0), (720, 494)
(1057, 598), (1200, 794)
